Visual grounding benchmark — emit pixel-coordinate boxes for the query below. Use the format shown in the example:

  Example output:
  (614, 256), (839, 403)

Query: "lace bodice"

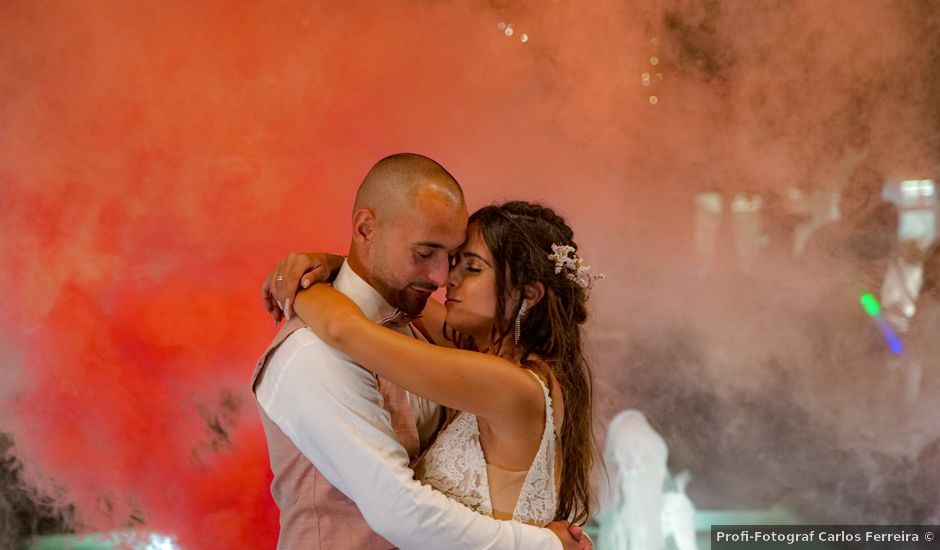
(413, 370), (557, 526)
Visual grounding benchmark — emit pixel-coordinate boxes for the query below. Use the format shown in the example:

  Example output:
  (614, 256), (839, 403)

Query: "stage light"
(859, 292), (904, 355)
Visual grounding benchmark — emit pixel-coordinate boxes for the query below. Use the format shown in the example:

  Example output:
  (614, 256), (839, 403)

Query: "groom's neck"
(346, 248), (375, 290)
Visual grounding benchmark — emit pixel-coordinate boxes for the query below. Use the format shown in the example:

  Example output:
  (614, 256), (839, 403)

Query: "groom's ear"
(523, 281), (545, 310)
(352, 208), (377, 245)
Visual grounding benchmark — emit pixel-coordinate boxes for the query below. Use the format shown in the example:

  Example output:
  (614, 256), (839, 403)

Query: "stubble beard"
(371, 272), (429, 316)
(370, 251), (431, 316)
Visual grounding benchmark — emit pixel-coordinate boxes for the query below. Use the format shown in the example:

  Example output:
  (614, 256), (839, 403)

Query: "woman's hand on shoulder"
(262, 252), (346, 322)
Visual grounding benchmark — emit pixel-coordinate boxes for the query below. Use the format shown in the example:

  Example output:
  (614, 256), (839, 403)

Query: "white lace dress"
(413, 370), (558, 526)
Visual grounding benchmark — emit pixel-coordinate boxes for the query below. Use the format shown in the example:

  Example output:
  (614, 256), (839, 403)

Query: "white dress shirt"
(256, 261), (562, 550)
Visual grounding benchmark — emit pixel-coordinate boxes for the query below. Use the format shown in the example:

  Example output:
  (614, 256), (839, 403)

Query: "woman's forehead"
(460, 226), (492, 258)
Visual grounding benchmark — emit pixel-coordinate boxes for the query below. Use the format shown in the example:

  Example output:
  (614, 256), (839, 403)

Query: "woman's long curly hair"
(450, 200), (597, 524)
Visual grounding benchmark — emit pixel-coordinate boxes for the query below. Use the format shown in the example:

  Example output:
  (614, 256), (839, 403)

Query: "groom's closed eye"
(414, 246), (438, 260)
(413, 241), (457, 261)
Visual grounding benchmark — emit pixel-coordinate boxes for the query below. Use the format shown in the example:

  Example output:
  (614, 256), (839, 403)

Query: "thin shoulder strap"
(525, 370), (553, 420)
(525, 369), (562, 441)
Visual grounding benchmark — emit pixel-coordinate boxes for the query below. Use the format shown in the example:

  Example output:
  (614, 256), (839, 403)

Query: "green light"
(860, 293), (880, 317)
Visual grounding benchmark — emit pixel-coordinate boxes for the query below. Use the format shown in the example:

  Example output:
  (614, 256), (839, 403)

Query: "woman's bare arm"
(293, 284), (543, 423)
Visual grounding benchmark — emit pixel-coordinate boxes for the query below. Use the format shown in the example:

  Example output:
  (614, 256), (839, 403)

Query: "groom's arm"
(257, 332), (566, 550)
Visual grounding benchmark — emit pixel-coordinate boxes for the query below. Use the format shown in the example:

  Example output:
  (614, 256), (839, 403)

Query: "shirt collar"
(333, 260), (399, 324)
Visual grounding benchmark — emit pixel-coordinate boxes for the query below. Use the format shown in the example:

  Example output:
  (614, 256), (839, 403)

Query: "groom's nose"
(426, 256), (450, 288)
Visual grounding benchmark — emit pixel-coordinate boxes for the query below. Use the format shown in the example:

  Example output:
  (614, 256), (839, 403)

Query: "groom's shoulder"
(257, 326), (379, 432)
(269, 326), (367, 382)
(275, 326), (349, 364)
(258, 326), (376, 412)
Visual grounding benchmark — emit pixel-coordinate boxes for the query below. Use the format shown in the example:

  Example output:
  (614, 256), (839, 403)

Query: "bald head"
(347, 153), (468, 314)
(354, 153), (465, 223)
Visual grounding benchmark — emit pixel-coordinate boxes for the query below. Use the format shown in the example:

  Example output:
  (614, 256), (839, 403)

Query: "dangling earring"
(514, 301), (527, 345)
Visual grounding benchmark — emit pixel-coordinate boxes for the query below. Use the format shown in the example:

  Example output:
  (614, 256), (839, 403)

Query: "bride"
(268, 200), (599, 527)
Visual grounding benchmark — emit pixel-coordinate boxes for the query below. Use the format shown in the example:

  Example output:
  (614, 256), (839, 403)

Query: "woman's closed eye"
(456, 257), (483, 273)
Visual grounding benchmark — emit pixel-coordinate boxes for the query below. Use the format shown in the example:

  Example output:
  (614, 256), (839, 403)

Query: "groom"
(253, 153), (589, 549)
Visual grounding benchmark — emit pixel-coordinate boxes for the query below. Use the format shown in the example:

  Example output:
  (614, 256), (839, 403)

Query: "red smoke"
(1, 0), (937, 546)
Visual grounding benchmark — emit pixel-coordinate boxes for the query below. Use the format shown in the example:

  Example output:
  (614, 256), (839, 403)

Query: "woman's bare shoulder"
(524, 355), (565, 435)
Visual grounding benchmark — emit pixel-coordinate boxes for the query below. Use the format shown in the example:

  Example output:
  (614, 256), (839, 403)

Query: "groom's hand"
(547, 521), (593, 550)
(262, 252), (344, 322)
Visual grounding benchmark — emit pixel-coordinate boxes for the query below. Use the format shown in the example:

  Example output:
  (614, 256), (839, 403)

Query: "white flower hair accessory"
(548, 243), (604, 289)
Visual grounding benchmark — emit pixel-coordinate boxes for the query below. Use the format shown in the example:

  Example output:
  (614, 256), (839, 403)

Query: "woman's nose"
(447, 267), (462, 288)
